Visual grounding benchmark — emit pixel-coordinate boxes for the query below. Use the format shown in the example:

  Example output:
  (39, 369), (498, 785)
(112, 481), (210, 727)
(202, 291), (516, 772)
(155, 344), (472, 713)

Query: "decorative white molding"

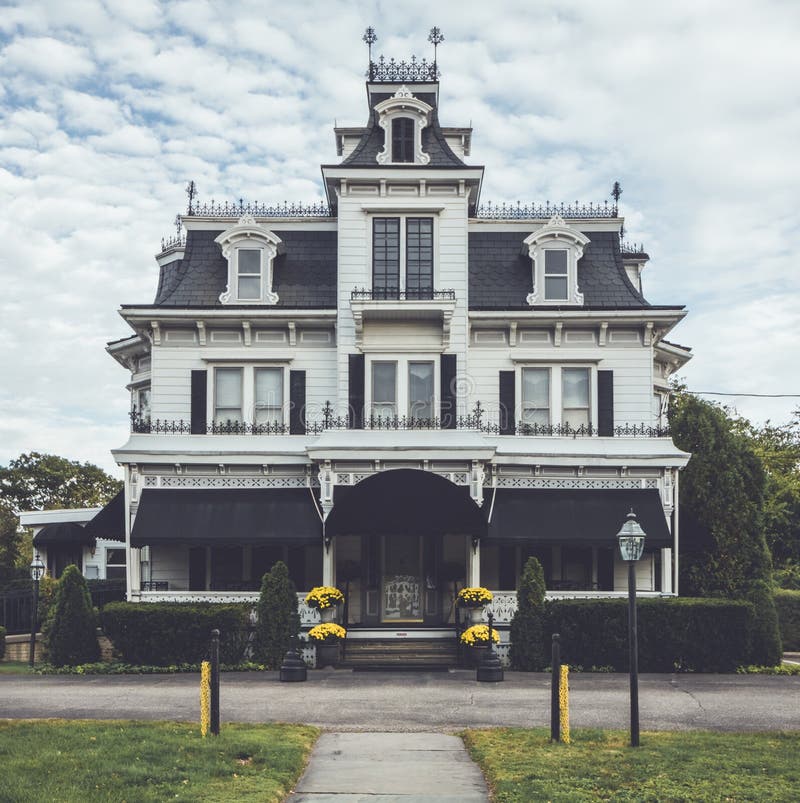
(150, 321), (161, 346)
(470, 461), (485, 506)
(374, 91), (432, 166)
(495, 476), (659, 490)
(524, 215), (590, 306)
(215, 215), (282, 305)
(144, 475), (318, 489)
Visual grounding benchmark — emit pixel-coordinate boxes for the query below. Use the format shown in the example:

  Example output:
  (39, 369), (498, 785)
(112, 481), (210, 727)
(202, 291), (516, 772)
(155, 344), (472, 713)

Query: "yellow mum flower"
(308, 623), (347, 642)
(460, 624), (500, 645)
(305, 586), (345, 610)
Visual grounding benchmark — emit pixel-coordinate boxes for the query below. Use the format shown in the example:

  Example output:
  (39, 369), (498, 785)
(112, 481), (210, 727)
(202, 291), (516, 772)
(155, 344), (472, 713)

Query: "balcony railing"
(351, 288), (456, 301)
(475, 200), (618, 219)
(131, 404), (670, 438)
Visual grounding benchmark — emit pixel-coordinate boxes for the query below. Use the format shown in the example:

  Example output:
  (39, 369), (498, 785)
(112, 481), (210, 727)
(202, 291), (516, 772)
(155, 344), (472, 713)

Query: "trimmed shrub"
(44, 565), (100, 667)
(253, 561), (300, 669)
(774, 589), (800, 651)
(746, 581), (782, 665)
(0, 625), (6, 660)
(101, 602), (249, 665)
(543, 597), (755, 672)
(510, 557), (547, 670)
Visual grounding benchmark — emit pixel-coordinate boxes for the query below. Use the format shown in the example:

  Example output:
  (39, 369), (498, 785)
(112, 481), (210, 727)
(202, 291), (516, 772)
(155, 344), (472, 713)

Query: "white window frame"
(215, 214), (281, 305)
(209, 364), (289, 428)
(105, 547), (126, 580)
(367, 214), (438, 295)
(517, 364), (596, 430)
(366, 354), (440, 421)
(374, 86), (432, 166)
(524, 215), (590, 306)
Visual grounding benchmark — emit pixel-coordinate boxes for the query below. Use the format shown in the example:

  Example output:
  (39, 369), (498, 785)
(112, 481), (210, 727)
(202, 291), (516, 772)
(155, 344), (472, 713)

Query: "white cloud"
(1, 0), (799, 473)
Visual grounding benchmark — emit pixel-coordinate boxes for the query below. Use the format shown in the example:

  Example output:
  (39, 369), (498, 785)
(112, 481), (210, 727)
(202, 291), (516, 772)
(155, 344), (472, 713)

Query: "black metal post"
(476, 611), (503, 682)
(210, 628), (220, 735)
(29, 577), (40, 668)
(627, 562), (640, 747)
(550, 633), (561, 742)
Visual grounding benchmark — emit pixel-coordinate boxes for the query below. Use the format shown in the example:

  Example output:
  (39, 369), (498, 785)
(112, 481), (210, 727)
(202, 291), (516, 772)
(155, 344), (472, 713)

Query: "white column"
(322, 539), (335, 586)
(469, 539), (481, 586)
(661, 547), (673, 594)
(674, 470), (680, 596)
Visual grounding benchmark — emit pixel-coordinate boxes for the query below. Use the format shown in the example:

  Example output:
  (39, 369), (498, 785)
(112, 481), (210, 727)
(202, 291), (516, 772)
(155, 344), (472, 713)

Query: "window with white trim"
(371, 216), (434, 298)
(105, 548), (126, 580)
(375, 86), (432, 166)
(212, 366), (286, 427)
(524, 215), (590, 306)
(368, 357), (437, 421)
(133, 386), (151, 421)
(519, 365), (593, 429)
(215, 215), (281, 305)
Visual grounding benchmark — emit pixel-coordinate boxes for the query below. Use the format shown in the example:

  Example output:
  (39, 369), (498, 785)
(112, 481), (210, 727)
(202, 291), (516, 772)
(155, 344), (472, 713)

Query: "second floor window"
(237, 249), (262, 300)
(370, 359), (435, 421)
(544, 250), (568, 301)
(215, 368), (243, 423)
(254, 368), (283, 425)
(520, 366), (592, 430)
(372, 217), (434, 299)
(562, 367), (590, 428)
(213, 366), (285, 427)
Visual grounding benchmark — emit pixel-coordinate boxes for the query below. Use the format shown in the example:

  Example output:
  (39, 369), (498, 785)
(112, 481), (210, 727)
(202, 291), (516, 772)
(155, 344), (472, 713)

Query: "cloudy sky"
(1, 0), (798, 477)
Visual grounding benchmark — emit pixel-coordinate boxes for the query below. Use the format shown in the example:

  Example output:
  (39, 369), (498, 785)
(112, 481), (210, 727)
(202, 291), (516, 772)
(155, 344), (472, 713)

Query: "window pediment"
(375, 86), (432, 166)
(215, 215), (282, 305)
(524, 215), (590, 306)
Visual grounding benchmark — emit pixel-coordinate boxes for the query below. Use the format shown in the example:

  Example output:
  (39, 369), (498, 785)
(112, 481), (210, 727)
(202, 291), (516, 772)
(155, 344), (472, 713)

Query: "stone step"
(341, 638), (460, 668)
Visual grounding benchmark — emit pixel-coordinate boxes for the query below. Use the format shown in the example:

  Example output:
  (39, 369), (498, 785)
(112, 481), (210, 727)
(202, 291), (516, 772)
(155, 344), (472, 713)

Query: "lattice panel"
(495, 643), (511, 668)
(146, 475), (316, 489)
(496, 477), (659, 490)
(298, 594), (321, 627)
(485, 592), (519, 624)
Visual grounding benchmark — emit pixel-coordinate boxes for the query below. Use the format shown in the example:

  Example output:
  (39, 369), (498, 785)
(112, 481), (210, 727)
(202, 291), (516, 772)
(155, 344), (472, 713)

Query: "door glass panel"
(382, 535), (422, 621)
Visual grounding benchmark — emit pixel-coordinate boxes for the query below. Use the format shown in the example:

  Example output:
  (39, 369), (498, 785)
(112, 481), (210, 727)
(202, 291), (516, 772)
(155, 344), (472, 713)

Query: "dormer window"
(524, 215), (590, 306)
(215, 214), (281, 305)
(375, 86), (432, 166)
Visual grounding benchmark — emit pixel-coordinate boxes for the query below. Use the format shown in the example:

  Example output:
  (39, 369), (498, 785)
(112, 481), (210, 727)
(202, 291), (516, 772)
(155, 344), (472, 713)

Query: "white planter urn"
(320, 606), (338, 623)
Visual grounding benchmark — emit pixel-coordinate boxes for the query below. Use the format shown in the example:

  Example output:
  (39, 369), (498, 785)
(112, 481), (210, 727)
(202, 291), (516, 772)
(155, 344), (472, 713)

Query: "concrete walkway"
(288, 732), (489, 802)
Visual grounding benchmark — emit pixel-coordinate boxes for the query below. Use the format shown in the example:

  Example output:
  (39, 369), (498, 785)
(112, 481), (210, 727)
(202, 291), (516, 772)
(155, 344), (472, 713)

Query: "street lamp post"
(29, 553), (45, 668)
(616, 509), (646, 748)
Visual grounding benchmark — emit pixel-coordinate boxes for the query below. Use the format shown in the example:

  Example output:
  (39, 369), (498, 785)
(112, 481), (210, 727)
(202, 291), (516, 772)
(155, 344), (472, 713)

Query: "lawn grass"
(0, 720), (319, 802)
(463, 728), (800, 802)
(0, 661), (31, 674)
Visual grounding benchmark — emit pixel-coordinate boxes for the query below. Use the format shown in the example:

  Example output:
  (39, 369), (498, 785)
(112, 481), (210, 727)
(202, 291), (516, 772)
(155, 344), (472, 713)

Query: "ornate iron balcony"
(186, 199), (333, 218)
(368, 55), (439, 82)
(351, 288), (456, 301)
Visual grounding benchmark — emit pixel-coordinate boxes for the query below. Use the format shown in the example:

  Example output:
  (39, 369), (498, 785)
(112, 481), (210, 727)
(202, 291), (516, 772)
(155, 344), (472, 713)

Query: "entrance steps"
(341, 637), (459, 670)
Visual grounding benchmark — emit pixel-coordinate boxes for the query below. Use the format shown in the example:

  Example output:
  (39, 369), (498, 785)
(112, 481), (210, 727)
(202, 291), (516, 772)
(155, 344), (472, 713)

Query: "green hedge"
(0, 625), (6, 660)
(543, 598), (756, 672)
(101, 603), (251, 666)
(775, 590), (800, 651)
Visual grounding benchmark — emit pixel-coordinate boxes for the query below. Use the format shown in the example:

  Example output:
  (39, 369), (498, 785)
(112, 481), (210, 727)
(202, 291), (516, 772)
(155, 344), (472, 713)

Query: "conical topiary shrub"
(44, 564), (100, 666)
(510, 556), (547, 670)
(252, 561), (301, 669)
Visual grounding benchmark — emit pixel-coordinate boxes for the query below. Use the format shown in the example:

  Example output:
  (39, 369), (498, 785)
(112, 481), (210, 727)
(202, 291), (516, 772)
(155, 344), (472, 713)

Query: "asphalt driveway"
(2, 670), (798, 732)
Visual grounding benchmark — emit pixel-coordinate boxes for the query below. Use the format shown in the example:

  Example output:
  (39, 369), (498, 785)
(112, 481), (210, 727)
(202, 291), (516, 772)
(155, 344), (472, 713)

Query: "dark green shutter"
(597, 370), (614, 436)
(440, 353), (457, 429)
(190, 370), (207, 434)
(499, 371), (515, 435)
(289, 370), (306, 434)
(348, 354), (365, 429)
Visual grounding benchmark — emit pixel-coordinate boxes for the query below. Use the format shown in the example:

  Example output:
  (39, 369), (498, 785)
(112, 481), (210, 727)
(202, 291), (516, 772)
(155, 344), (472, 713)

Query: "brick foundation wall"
(2, 629), (115, 664)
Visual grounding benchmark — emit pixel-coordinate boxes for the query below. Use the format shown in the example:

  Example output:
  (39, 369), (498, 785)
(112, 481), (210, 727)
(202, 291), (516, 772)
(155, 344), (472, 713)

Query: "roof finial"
(428, 27), (444, 76)
(186, 180), (197, 216)
(363, 27), (378, 79)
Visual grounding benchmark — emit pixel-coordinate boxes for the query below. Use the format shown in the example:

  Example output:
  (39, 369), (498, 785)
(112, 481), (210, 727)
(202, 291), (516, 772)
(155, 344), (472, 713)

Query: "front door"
(381, 534), (423, 623)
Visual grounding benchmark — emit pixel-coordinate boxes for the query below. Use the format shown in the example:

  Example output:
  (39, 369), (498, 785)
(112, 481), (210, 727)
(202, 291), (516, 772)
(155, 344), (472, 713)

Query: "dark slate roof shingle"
(154, 229), (337, 308)
(468, 230), (653, 310)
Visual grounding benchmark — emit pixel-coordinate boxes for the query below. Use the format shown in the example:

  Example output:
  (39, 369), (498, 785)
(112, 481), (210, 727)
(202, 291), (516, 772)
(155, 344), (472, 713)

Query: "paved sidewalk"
(288, 732), (489, 802)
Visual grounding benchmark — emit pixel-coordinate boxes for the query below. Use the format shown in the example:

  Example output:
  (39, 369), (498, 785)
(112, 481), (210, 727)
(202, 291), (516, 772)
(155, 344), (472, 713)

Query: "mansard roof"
(340, 89), (466, 168)
(154, 228), (337, 309)
(468, 230), (662, 310)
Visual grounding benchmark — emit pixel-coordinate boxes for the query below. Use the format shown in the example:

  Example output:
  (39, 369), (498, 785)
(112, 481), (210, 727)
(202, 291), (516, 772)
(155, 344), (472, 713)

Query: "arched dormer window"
(375, 85), (432, 166)
(215, 214), (282, 305)
(524, 215), (590, 306)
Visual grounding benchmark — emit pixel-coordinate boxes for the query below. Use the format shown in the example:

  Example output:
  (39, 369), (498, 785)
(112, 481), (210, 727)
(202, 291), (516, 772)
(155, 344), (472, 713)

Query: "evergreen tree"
(510, 556), (547, 670)
(252, 561), (300, 669)
(44, 565), (100, 666)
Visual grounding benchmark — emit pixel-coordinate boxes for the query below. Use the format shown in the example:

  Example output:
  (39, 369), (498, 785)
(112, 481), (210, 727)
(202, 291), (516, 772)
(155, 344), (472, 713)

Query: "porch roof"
(131, 488), (322, 546)
(485, 488), (672, 546)
(84, 489), (126, 542)
(32, 522), (94, 547)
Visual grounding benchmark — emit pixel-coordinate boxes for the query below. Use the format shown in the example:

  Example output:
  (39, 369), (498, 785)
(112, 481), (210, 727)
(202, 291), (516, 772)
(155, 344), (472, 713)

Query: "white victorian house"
(97, 40), (691, 657)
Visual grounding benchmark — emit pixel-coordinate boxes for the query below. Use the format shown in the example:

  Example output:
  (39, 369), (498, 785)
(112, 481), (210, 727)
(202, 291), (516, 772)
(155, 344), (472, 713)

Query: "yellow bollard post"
(559, 664), (570, 744)
(200, 660), (211, 737)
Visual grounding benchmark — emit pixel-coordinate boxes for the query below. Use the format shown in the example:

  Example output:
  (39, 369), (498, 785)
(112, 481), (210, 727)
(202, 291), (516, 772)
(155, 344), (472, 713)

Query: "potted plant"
(457, 586), (493, 623)
(460, 623), (500, 667)
(305, 586), (345, 622)
(307, 622), (346, 668)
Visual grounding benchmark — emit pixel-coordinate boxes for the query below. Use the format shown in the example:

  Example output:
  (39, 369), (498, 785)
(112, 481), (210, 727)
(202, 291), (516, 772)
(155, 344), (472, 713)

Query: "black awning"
(33, 522), (95, 547)
(326, 469), (486, 538)
(84, 489), (125, 542)
(485, 488), (672, 547)
(131, 488), (323, 547)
